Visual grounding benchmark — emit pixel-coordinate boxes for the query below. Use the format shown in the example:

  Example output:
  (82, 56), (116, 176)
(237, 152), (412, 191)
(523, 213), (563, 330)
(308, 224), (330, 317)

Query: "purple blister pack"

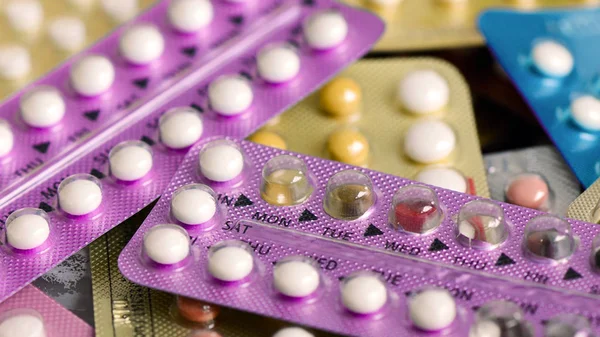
(119, 137), (600, 335)
(0, 285), (93, 337)
(0, 1), (385, 302)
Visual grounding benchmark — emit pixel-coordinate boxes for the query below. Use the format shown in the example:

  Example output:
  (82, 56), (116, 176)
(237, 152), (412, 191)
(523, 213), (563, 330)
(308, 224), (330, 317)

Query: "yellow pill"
(248, 130), (287, 150)
(327, 128), (369, 166)
(319, 77), (362, 118)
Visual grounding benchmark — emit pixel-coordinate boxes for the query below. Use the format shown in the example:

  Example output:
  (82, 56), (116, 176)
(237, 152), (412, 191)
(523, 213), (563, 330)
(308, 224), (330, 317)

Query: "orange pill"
(176, 296), (220, 324)
(505, 174), (549, 210)
(248, 130), (287, 150)
(319, 77), (362, 118)
(327, 128), (369, 166)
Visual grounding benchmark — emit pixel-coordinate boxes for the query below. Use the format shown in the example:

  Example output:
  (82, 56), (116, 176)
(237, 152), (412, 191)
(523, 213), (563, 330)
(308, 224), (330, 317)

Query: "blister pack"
(341, 0), (594, 52)
(0, 285), (93, 336)
(0, 0), (384, 302)
(568, 178), (600, 224)
(479, 7), (600, 188)
(118, 137), (600, 325)
(0, 0), (156, 99)
(485, 145), (581, 216)
(249, 58), (489, 197)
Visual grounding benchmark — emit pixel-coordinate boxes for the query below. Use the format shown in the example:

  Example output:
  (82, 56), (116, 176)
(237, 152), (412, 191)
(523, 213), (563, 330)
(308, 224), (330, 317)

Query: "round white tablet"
(5, 0), (44, 33)
(208, 75), (253, 116)
(208, 245), (254, 282)
(0, 45), (31, 80)
(70, 55), (115, 96)
(48, 16), (86, 52)
(109, 142), (153, 181)
(6, 213), (50, 250)
(409, 288), (456, 331)
(58, 177), (102, 216)
(159, 107), (204, 149)
(404, 120), (456, 164)
(101, 0), (139, 22)
(398, 70), (449, 114)
(0, 120), (14, 157)
(0, 313), (46, 337)
(171, 187), (216, 225)
(257, 44), (300, 83)
(273, 260), (319, 297)
(531, 40), (573, 77)
(119, 24), (164, 65)
(470, 320), (502, 337)
(416, 167), (467, 193)
(273, 327), (314, 337)
(199, 144), (244, 182)
(20, 86), (65, 128)
(144, 225), (190, 265)
(570, 95), (600, 132)
(167, 0), (214, 33)
(341, 274), (387, 314)
(303, 11), (348, 50)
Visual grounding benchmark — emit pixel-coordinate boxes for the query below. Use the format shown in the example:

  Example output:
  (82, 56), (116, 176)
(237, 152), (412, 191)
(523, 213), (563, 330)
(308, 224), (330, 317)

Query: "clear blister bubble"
(390, 185), (443, 234)
(523, 215), (577, 262)
(260, 155), (313, 206)
(457, 199), (508, 249)
(469, 301), (534, 337)
(323, 170), (375, 220)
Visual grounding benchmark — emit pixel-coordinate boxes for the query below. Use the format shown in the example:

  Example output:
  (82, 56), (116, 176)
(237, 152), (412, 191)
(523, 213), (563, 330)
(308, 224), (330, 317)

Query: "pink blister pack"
(0, 0), (384, 302)
(118, 137), (600, 336)
(0, 285), (93, 337)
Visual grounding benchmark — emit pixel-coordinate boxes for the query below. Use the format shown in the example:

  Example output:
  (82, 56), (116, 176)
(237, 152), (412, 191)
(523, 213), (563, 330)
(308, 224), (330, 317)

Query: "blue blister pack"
(479, 7), (600, 188)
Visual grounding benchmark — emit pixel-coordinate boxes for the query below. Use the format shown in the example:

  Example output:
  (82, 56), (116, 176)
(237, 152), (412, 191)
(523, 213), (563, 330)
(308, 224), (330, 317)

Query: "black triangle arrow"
(90, 168), (106, 180)
(38, 202), (54, 213)
(181, 46), (197, 58)
(563, 267), (583, 281)
(239, 71), (252, 81)
(229, 15), (244, 25)
(338, 276), (345, 281)
(472, 306), (480, 312)
(133, 78), (149, 89)
(363, 224), (383, 237)
(140, 136), (155, 146)
(190, 103), (204, 113)
(287, 39), (300, 49)
(298, 209), (318, 222)
(302, 0), (315, 5)
(83, 110), (100, 122)
(495, 253), (516, 267)
(33, 142), (50, 154)
(428, 238), (449, 252)
(234, 194), (253, 207)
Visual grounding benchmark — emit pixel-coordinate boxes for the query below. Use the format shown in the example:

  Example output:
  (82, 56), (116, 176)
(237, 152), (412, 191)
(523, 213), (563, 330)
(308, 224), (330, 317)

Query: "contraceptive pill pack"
(119, 137), (600, 336)
(568, 178), (600, 224)
(0, 0), (384, 302)
(249, 58), (490, 197)
(0, 285), (93, 337)
(485, 145), (581, 216)
(479, 7), (600, 188)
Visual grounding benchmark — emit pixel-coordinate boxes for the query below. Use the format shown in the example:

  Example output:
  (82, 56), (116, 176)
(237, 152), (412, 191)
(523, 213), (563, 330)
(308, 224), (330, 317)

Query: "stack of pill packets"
(4, 0), (600, 337)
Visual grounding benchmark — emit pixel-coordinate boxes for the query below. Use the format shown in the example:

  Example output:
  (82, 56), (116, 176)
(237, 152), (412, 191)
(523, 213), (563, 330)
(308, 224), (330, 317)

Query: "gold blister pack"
(567, 178), (600, 224)
(90, 204), (328, 337)
(343, 0), (599, 52)
(0, 0), (156, 99)
(250, 58), (490, 198)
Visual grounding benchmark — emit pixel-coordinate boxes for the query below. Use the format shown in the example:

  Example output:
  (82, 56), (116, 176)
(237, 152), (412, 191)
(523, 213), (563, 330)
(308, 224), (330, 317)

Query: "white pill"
(168, 0), (214, 33)
(70, 55), (115, 96)
(5, 0), (43, 33)
(404, 120), (456, 164)
(171, 187), (216, 225)
(20, 86), (65, 128)
(159, 108), (204, 149)
(398, 70), (449, 114)
(274, 260), (319, 297)
(208, 246), (253, 282)
(273, 327), (314, 337)
(119, 24), (164, 65)
(6, 213), (50, 250)
(531, 40), (573, 78)
(0, 120), (14, 157)
(208, 76), (253, 116)
(101, 0), (139, 22)
(48, 17), (86, 52)
(416, 167), (467, 193)
(0, 45), (31, 80)
(58, 178), (102, 216)
(0, 313), (46, 337)
(144, 225), (190, 265)
(409, 288), (457, 331)
(109, 143), (153, 181)
(341, 274), (387, 314)
(470, 320), (501, 337)
(257, 45), (300, 83)
(570, 95), (600, 132)
(303, 11), (348, 50)
(199, 144), (244, 182)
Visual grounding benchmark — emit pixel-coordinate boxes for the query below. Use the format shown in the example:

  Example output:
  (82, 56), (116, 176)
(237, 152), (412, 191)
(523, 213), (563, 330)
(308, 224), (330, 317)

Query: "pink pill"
(505, 174), (549, 210)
